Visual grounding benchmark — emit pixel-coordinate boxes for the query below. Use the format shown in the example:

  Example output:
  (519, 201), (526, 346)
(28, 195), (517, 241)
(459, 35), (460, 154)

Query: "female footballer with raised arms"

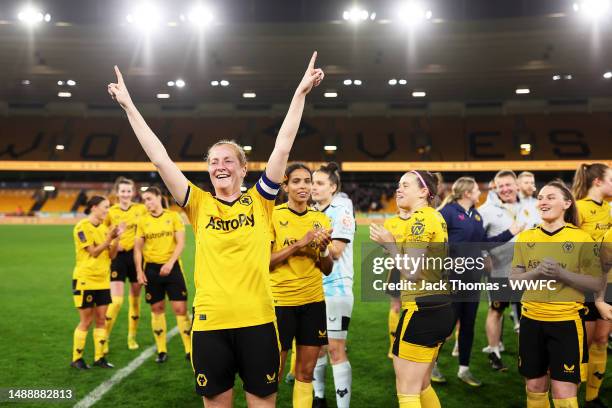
(108, 52), (323, 407)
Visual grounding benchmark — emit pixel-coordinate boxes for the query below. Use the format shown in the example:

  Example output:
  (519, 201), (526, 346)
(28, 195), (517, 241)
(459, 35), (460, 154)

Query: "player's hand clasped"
(296, 228), (332, 253)
(297, 230), (317, 249)
(314, 228), (333, 253)
(537, 258), (561, 279)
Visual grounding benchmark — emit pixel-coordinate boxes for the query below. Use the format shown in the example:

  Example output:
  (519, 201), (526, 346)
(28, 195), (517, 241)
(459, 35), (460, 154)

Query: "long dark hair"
(543, 180), (579, 226)
(84, 196), (107, 215)
(571, 163), (610, 200)
(284, 162), (312, 182)
(142, 186), (168, 209)
(410, 170), (439, 206)
(275, 163), (312, 204)
(315, 162), (341, 195)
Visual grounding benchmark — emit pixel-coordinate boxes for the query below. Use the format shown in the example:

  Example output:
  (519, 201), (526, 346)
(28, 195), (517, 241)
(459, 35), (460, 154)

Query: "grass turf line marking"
(74, 326), (179, 408)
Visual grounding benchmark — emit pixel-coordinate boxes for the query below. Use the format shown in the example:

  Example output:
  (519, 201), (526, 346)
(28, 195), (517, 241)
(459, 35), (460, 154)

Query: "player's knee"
(328, 343), (340, 359)
(95, 315), (106, 327)
(328, 344), (347, 364)
(203, 392), (231, 408)
(295, 368), (314, 382)
(549, 381), (577, 399)
(526, 378), (549, 394)
(151, 301), (164, 314)
(78, 318), (92, 330)
(296, 353), (317, 374)
(110, 281), (124, 297)
(82, 312), (94, 324)
(593, 332), (609, 345)
(130, 283), (141, 296)
(172, 303), (186, 315)
(396, 374), (421, 394)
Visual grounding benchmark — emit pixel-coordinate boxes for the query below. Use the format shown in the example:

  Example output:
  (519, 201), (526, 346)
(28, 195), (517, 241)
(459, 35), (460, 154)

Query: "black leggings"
(452, 301), (480, 366)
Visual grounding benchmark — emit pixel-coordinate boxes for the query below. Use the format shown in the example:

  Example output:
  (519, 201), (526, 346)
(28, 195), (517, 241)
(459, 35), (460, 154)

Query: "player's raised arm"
(264, 52), (324, 183)
(108, 66), (188, 203)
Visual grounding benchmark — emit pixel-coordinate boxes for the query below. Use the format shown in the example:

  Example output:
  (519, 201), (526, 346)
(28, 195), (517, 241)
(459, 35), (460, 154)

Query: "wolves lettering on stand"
(0, 132), (44, 159)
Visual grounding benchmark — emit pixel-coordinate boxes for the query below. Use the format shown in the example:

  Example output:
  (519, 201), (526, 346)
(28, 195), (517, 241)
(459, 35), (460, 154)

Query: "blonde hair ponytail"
(437, 177), (476, 210)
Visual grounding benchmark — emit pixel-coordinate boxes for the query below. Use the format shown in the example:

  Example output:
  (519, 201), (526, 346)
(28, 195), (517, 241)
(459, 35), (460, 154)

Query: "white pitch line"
(74, 326), (179, 408)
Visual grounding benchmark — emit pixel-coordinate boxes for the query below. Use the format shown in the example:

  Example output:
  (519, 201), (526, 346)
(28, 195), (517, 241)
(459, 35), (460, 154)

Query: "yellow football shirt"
(136, 210), (184, 264)
(391, 206), (449, 305)
(182, 174), (280, 331)
(512, 224), (601, 321)
(383, 215), (411, 287)
(73, 218), (111, 290)
(384, 216), (411, 244)
(269, 204), (331, 306)
(105, 203), (147, 251)
(602, 228), (612, 284)
(576, 199), (611, 242)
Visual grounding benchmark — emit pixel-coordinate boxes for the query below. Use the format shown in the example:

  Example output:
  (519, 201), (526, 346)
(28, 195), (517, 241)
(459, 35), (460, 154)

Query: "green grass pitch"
(0, 225), (609, 407)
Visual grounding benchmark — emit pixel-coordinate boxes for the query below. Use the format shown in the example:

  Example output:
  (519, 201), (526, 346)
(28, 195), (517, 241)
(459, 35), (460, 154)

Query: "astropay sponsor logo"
(205, 214), (255, 231)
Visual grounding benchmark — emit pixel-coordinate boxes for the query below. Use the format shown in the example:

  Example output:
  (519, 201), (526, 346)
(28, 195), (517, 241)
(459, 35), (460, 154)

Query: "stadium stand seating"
(0, 114), (610, 162)
(0, 189), (37, 214)
(41, 190), (81, 213)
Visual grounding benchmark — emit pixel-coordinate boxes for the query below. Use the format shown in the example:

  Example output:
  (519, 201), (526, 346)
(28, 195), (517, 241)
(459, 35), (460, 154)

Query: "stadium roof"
(0, 0), (611, 114)
(0, 0), (590, 24)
